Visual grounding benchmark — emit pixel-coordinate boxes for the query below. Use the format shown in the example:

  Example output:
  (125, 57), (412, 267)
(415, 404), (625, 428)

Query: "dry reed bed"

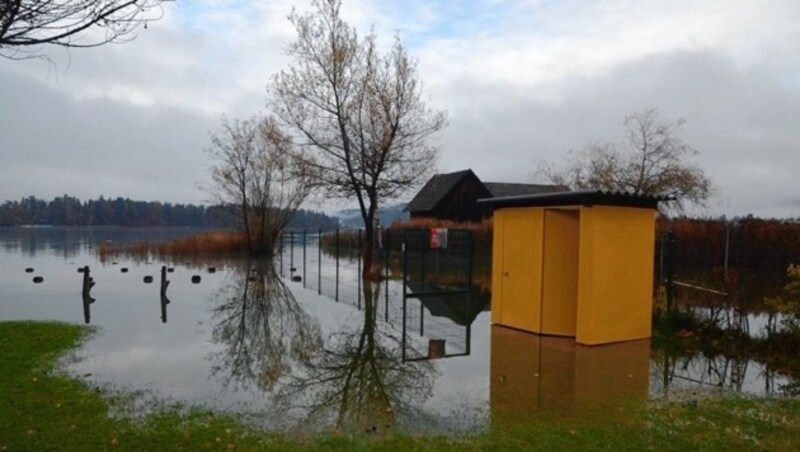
(97, 231), (248, 263)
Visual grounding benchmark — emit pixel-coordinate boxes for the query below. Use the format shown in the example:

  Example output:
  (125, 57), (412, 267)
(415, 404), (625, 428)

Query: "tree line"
(0, 195), (339, 230)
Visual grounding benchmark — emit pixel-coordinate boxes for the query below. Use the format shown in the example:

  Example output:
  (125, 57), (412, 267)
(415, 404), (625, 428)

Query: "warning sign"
(430, 228), (448, 249)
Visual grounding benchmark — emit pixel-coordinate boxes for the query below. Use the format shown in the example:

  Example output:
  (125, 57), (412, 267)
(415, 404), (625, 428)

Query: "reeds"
(97, 231), (249, 262)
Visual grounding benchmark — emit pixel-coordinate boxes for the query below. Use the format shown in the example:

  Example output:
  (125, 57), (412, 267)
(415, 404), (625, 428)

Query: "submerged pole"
(160, 265), (170, 323)
(81, 265), (95, 324)
(290, 230), (294, 272)
(385, 229), (390, 323)
(279, 233), (284, 277)
(81, 265), (95, 301)
(335, 228), (340, 302)
(666, 231), (675, 313)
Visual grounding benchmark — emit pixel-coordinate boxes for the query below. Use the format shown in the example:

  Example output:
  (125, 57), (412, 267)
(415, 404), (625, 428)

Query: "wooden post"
(428, 339), (446, 359)
(81, 265), (95, 302)
(160, 266), (170, 323)
(81, 265), (95, 324)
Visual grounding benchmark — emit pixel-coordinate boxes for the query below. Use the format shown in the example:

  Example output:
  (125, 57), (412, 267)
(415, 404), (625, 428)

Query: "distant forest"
(0, 195), (340, 230)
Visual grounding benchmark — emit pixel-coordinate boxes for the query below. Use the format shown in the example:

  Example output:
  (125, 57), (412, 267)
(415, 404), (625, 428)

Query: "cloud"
(431, 49), (800, 217)
(0, 69), (215, 204)
(1, 0), (799, 217)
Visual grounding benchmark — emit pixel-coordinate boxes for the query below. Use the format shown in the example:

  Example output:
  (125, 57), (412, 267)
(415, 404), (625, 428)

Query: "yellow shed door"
(540, 209), (579, 336)
(499, 209), (542, 332)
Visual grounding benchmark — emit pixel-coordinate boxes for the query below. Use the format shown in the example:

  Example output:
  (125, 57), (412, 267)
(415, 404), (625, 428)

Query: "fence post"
(385, 228), (390, 323)
(279, 233), (284, 277)
(357, 228), (362, 310)
(318, 228), (322, 295)
(467, 231), (474, 291)
(421, 231), (427, 293)
(290, 230), (294, 272)
(303, 229), (307, 288)
(659, 233), (665, 284)
(335, 228), (340, 302)
(666, 231), (675, 313)
(420, 298), (425, 336)
(724, 221), (730, 280)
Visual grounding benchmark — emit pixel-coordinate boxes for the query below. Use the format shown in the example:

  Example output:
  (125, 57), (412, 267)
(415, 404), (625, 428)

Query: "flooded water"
(0, 227), (796, 436)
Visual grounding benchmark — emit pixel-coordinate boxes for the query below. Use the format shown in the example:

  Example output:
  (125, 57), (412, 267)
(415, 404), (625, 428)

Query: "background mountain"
(335, 203), (409, 229)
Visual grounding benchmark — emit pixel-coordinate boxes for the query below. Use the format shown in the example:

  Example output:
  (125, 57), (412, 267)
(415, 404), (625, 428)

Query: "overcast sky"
(1, 0), (799, 217)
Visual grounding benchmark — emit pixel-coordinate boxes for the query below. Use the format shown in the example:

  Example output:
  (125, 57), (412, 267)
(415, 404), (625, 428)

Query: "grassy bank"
(2, 321), (799, 450)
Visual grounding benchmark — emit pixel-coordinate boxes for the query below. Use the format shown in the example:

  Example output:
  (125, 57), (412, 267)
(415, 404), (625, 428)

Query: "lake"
(0, 227), (795, 436)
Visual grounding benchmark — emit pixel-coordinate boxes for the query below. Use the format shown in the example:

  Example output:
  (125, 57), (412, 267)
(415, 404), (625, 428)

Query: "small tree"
(0, 0), (169, 60)
(540, 109), (712, 212)
(207, 116), (312, 257)
(270, 0), (446, 276)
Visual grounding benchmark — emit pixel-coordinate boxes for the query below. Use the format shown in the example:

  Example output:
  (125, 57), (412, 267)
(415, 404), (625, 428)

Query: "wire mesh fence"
(276, 227), (478, 362)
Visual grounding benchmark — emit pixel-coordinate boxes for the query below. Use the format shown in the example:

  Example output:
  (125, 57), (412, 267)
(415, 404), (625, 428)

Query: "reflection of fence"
(657, 230), (751, 334)
(402, 229), (473, 296)
(401, 294), (474, 361)
(277, 229), (399, 310)
(276, 228), (478, 362)
(401, 229), (474, 361)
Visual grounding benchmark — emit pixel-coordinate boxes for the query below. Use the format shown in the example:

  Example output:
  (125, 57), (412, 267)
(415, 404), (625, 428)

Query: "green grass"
(1, 321), (799, 450)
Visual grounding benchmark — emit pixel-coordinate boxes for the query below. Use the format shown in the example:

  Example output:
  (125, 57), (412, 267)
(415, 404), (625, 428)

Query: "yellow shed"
(479, 190), (670, 345)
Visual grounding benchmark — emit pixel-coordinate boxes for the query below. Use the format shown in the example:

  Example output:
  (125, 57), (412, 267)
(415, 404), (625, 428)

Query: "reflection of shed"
(407, 281), (490, 326)
(480, 190), (670, 345)
(490, 326), (650, 423)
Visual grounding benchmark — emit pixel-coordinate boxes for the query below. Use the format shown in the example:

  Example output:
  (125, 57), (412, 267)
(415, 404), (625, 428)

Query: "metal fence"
(276, 228), (477, 362)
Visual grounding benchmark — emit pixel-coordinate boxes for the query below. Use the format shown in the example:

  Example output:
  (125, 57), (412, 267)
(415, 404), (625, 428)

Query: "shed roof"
(406, 169), (481, 212)
(477, 190), (675, 210)
(484, 182), (567, 198)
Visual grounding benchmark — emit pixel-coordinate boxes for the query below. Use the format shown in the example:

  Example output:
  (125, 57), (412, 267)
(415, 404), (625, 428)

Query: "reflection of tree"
(210, 260), (322, 391)
(282, 280), (435, 433)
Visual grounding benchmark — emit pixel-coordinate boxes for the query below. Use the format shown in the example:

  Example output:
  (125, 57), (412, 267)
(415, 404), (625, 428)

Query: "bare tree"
(540, 109), (712, 212)
(207, 115), (312, 256)
(0, 0), (170, 59)
(270, 0), (446, 275)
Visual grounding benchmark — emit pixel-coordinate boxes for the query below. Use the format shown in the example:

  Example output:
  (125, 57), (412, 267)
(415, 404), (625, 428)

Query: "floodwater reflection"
(209, 265), (436, 432)
(491, 326), (650, 425)
(279, 279), (435, 433)
(209, 260), (322, 392)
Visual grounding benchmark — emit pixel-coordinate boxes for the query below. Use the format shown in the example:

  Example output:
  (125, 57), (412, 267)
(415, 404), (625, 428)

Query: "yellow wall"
(575, 205), (656, 345)
(541, 209), (579, 336)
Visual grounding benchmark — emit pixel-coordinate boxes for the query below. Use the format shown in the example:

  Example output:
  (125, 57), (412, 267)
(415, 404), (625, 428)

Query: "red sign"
(430, 228), (448, 249)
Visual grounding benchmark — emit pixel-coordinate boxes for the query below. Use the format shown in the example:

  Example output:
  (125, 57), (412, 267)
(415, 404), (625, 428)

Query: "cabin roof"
(483, 182), (567, 198)
(406, 169), (479, 212)
(477, 190), (675, 210)
(406, 170), (566, 213)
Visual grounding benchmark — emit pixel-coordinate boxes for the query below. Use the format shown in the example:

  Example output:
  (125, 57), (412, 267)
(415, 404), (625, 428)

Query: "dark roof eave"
(477, 190), (675, 210)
